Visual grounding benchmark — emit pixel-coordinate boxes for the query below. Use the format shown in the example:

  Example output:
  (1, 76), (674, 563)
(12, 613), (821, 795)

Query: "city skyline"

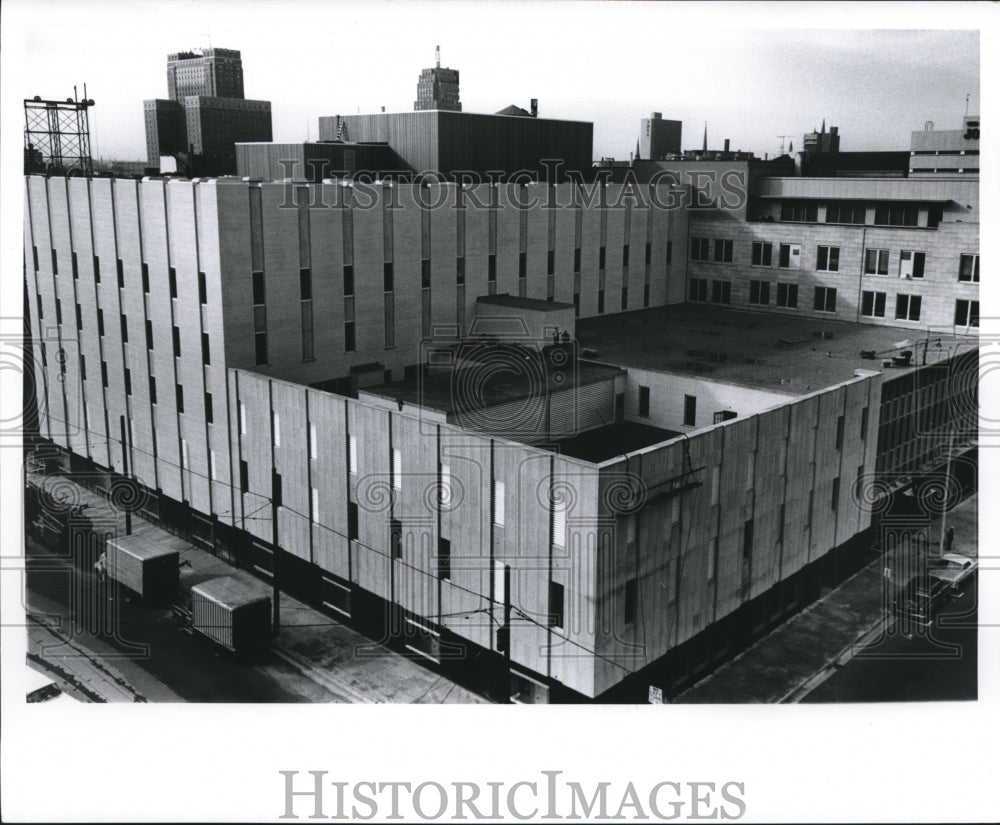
(10, 2), (981, 164)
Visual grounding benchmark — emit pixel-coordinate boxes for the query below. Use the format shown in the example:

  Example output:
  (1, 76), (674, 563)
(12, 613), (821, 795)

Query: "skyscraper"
(414, 46), (461, 111)
(167, 48), (245, 101)
(638, 112), (682, 161)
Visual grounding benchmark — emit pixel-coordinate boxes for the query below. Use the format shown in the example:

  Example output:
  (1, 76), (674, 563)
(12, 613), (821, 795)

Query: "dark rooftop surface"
(546, 420), (681, 463)
(476, 294), (575, 311)
(366, 346), (624, 414)
(577, 304), (975, 394)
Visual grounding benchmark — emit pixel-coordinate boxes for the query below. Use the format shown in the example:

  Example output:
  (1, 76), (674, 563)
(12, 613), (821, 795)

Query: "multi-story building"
(802, 121), (841, 154)
(638, 113), (682, 161)
(144, 47), (272, 174)
(167, 48), (246, 101)
(23, 167), (976, 701)
(414, 46), (461, 112)
(909, 115), (980, 176)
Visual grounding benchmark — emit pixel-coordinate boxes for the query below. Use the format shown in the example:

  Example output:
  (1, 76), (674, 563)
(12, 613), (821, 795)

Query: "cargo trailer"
(190, 576), (271, 654)
(107, 535), (179, 603)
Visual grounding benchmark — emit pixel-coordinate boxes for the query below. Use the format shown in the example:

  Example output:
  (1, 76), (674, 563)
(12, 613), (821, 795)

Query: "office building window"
(749, 280), (770, 305)
(55, 299), (62, 325)
(688, 278), (708, 302)
(168, 266), (177, 298)
(666, 241), (672, 264)
(344, 321), (356, 353)
(553, 496), (567, 548)
(343, 264), (354, 295)
(124, 368), (132, 395)
(835, 415), (844, 450)
(176, 384), (184, 413)
(776, 283), (798, 308)
(778, 243), (800, 268)
(899, 250), (925, 279)
(202, 332), (210, 365)
(831, 477), (841, 510)
(598, 246), (606, 269)
(79, 354), (86, 380)
(117, 258), (125, 288)
(683, 394), (696, 427)
(711, 280), (731, 304)
(299, 268), (312, 300)
(493, 479), (505, 527)
(598, 290), (605, 313)
(273, 412), (281, 448)
(438, 538), (451, 581)
(690, 237), (710, 262)
(825, 201), (866, 225)
(75, 303), (83, 331)
(172, 326), (181, 357)
(645, 242), (652, 266)
(96, 309), (105, 337)
(549, 582), (565, 629)
(309, 423), (318, 461)
(383, 261), (394, 292)
(71, 252), (78, 279)
(864, 249), (890, 275)
(574, 248), (581, 272)
(895, 293), (922, 321)
(422, 258), (432, 289)
(455, 257), (465, 286)
(620, 286), (628, 310)
(347, 501), (358, 542)
(205, 392), (213, 424)
(239, 460), (249, 493)
(817, 245), (840, 272)
(622, 245), (629, 268)
(101, 360), (108, 388)
(874, 204), (917, 227)
(239, 402), (246, 435)
(713, 238), (733, 263)
(814, 286), (837, 313)
(32, 246), (39, 271)
(93, 255), (101, 283)
(519, 252), (527, 278)
(861, 290), (886, 318)
(955, 299), (979, 327)
(751, 241), (773, 266)
(310, 488), (319, 524)
(743, 519), (754, 561)
(149, 376), (157, 405)
(51, 249), (58, 275)
(199, 271), (208, 304)
(959, 254), (979, 282)
(638, 386), (650, 418)
(272, 471), (283, 507)
(348, 434), (358, 475)
(624, 578), (637, 625)
(549, 249), (557, 274)
(643, 283), (650, 307)
(780, 201), (818, 222)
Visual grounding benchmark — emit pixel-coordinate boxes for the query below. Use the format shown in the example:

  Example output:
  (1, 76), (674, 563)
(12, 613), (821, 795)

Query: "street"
(25, 536), (347, 703)
(803, 576), (978, 703)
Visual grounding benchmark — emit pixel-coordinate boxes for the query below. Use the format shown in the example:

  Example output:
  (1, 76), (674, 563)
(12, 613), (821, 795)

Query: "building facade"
(414, 48), (461, 112)
(638, 112), (682, 161)
(909, 115), (980, 176)
(167, 48), (245, 101)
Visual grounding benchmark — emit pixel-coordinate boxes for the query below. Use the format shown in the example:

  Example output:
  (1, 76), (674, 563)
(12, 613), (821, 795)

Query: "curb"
(777, 614), (888, 703)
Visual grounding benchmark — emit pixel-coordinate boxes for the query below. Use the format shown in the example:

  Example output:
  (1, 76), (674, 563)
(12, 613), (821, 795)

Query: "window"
(71, 251), (78, 279)
(816, 246), (840, 272)
(683, 394), (697, 427)
(597, 290), (605, 313)
(101, 360), (108, 388)
(239, 460), (249, 493)
(343, 264), (354, 295)
(347, 501), (358, 541)
(149, 376), (157, 405)
(743, 519), (754, 561)
(310, 488), (319, 524)
(708, 537), (718, 580)
(778, 243), (800, 268)
(553, 496), (567, 548)
(831, 477), (841, 510)
(666, 241), (672, 264)
(455, 257), (464, 286)
(97, 310), (105, 337)
(344, 322), (356, 353)
(75, 304), (83, 331)
(437, 538), (451, 581)
(620, 286), (628, 310)
(273, 412), (281, 448)
(141, 262), (150, 293)
(710, 466), (720, 506)
(861, 290), (886, 318)
(252, 271), (266, 304)
(825, 201), (866, 225)
(32, 246), (39, 271)
(638, 386), (650, 418)
(55, 299), (62, 324)
(391, 448), (401, 489)
(202, 332), (210, 364)
(749, 280), (770, 305)
(309, 423), (318, 461)
(598, 246), (606, 269)
(644, 242), (652, 266)
(874, 204), (917, 227)
(688, 278), (708, 302)
(381, 261), (393, 292)
(959, 254), (979, 282)
(348, 435), (357, 474)
(168, 266), (177, 298)
(776, 283), (798, 308)
(239, 402), (247, 435)
(205, 392), (213, 424)
(713, 238), (733, 263)
(899, 251), (925, 279)
(51, 249), (58, 275)
(549, 582), (564, 629)
(751, 241), (773, 267)
(79, 354), (86, 380)
(643, 283), (650, 307)
(255, 332), (268, 365)
(272, 472), (283, 507)
(865, 249), (890, 275)
(199, 271), (208, 304)
(210, 450), (217, 481)
(955, 299), (979, 328)
(493, 479), (505, 527)
(690, 237), (710, 262)
(124, 369), (132, 395)
(814, 286), (837, 313)
(176, 384), (184, 413)
(835, 415), (844, 450)
(519, 252), (527, 279)
(780, 201), (818, 222)
(117, 258), (125, 288)
(624, 578), (637, 625)
(895, 293), (922, 321)
(574, 248), (581, 272)
(423, 259), (433, 288)
(860, 407), (869, 440)
(172, 326), (181, 357)
(711, 280), (731, 304)
(93, 256), (101, 283)
(549, 249), (557, 274)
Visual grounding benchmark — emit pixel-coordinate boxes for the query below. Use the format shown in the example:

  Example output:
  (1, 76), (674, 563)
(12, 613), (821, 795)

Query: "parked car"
(25, 663), (73, 704)
(891, 574), (950, 625)
(928, 553), (978, 589)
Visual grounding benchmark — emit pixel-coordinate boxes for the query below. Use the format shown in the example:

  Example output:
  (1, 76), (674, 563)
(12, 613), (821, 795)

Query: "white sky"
(8, 1), (981, 162)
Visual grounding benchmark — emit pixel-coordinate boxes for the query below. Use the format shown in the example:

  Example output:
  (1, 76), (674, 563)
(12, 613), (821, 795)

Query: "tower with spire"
(802, 119), (840, 154)
(414, 46), (462, 111)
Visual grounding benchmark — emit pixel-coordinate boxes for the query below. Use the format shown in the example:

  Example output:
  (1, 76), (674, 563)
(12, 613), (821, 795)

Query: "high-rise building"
(144, 47), (272, 174)
(414, 46), (461, 111)
(638, 112), (682, 161)
(802, 120), (840, 154)
(167, 48), (245, 101)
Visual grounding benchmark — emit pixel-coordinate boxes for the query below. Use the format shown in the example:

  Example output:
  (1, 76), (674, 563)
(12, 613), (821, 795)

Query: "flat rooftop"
(577, 304), (975, 394)
(366, 347), (624, 414)
(547, 420), (680, 463)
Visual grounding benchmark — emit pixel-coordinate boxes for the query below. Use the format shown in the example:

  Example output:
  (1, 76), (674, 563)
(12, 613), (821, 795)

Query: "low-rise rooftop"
(577, 304), (975, 394)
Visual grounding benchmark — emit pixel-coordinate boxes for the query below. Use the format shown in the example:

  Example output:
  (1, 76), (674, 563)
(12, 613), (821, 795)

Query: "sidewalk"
(675, 493), (978, 704)
(27, 472), (488, 704)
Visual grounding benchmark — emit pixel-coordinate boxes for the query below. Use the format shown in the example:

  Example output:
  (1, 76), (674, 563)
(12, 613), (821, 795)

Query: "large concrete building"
(23, 164), (976, 701)
(143, 47), (273, 175)
(638, 112), (682, 161)
(909, 115), (980, 176)
(414, 47), (461, 112)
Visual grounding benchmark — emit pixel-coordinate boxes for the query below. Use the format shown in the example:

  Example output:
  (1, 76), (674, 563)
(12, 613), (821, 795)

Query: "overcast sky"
(8, 2), (984, 161)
